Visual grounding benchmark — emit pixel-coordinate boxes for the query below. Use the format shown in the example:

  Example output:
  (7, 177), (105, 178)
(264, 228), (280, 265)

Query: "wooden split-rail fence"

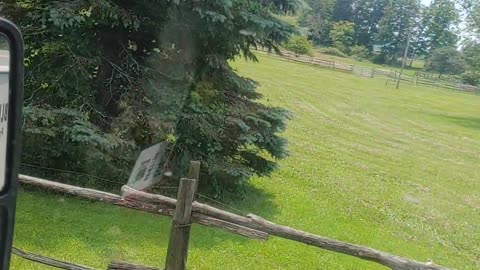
(385, 72), (480, 94)
(14, 161), (452, 270)
(254, 48), (397, 79)
(254, 48), (480, 95)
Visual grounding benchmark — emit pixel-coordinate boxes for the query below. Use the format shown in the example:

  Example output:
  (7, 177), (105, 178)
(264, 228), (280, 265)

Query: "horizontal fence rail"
(18, 174), (452, 270)
(12, 248), (94, 270)
(122, 186), (450, 270)
(19, 174), (267, 241)
(108, 261), (160, 270)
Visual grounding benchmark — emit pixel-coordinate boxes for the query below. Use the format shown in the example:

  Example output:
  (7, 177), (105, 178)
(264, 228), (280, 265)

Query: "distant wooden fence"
(14, 161), (452, 270)
(254, 48), (399, 79)
(415, 71), (459, 83)
(414, 72), (480, 94)
(271, 50), (356, 73)
(388, 72), (480, 94)
(255, 48), (480, 95)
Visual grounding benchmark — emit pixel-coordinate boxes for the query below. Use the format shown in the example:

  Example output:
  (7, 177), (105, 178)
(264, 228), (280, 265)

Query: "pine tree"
(3, 0), (297, 196)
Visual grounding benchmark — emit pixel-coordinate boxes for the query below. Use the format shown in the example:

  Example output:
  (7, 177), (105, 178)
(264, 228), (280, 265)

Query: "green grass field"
(12, 54), (480, 269)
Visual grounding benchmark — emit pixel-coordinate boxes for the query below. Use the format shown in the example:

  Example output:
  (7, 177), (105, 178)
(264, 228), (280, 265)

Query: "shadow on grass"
(15, 188), (173, 267)
(429, 114), (480, 130)
(15, 182), (278, 263)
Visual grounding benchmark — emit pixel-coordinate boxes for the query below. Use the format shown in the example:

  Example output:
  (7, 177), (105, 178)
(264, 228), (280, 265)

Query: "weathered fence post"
(165, 178), (196, 270)
(371, 68), (375, 78)
(331, 60), (335, 69)
(165, 161), (201, 270)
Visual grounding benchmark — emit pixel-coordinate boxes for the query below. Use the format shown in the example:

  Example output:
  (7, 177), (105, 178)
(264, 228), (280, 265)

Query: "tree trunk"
(94, 30), (127, 130)
(409, 48), (417, 67)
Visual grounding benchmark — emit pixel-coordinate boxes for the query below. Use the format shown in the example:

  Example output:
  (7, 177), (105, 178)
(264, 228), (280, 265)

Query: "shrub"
(371, 53), (387, 65)
(350, 45), (369, 59)
(285, 35), (314, 56)
(426, 47), (466, 75)
(5, 0), (294, 196)
(322, 47), (347, 58)
(329, 21), (355, 54)
(332, 42), (350, 55)
(461, 71), (480, 86)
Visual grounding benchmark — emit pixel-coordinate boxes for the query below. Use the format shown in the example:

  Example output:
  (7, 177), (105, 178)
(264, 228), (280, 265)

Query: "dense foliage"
(422, 0), (459, 53)
(295, 0), (480, 82)
(298, 0), (463, 64)
(322, 47), (347, 57)
(463, 41), (480, 71)
(461, 71), (480, 86)
(352, 0), (386, 50)
(426, 47), (465, 75)
(350, 45), (369, 59)
(3, 0), (296, 196)
(459, 0), (480, 36)
(329, 21), (354, 54)
(457, 0), (480, 85)
(299, 0), (335, 45)
(285, 35), (314, 56)
(332, 0), (353, 22)
(376, 0), (420, 63)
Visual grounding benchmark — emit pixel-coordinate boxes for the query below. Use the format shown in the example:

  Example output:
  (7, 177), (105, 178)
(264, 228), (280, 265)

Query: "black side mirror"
(0, 18), (24, 269)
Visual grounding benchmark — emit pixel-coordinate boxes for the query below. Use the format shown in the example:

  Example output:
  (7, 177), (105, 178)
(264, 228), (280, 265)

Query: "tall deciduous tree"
(299, 0), (336, 45)
(423, 0), (459, 54)
(407, 8), (429, 66)
(352, 0), (387, 49)
(458, 0), (480, 36)
(473, 4), (480, 35)
(376, 0), (420, 63)
(300, 0), (335, 23)
(332, 0), (354, 22)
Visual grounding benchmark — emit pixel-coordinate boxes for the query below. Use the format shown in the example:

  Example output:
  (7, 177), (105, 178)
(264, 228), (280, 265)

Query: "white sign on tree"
(127, 142), (167, 191)
(0, 66), (8, 191)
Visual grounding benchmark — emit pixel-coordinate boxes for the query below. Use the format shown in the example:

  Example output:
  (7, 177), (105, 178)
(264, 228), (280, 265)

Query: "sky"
(422, 0), (432, 4)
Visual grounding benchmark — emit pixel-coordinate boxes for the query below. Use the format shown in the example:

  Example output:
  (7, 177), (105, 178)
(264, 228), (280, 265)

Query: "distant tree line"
(293, 0), (480, 84)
